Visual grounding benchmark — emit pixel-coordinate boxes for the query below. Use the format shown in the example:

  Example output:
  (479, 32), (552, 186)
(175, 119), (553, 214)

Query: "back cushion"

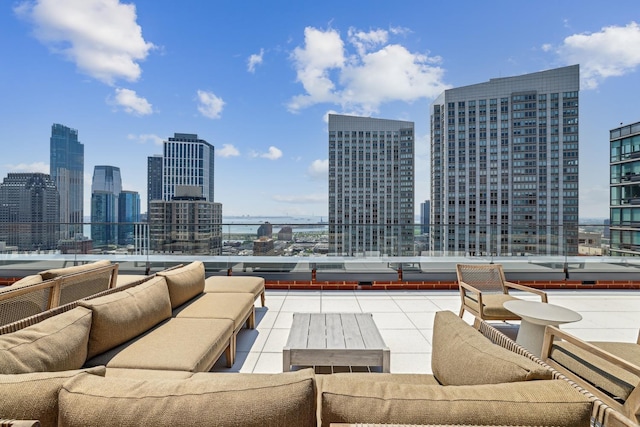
(59, 369), (317, 427)
(79, 276), (172, 359)
(0, 306), (92, 373)
(157, 261), (205, 309)
(0, 366), (105, 427)
(40, 260), (111, 280)
(431, 310), (552, 385)
(10, 274), (44, 288)
(319, 376), (591, 427)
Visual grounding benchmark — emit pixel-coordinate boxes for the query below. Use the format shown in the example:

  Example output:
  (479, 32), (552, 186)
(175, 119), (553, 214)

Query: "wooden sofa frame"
(0, 263), (119, 327)
(541, 325), (640, 426)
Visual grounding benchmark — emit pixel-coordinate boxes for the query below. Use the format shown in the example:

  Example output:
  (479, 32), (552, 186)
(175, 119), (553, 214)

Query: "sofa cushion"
(319, 376), (592, 427)
(157, 261), (206, 309)
(79, 276), (172, 359)
(105, 368), (194, 380)
(59, 369), (317, 427)
(204, 275), (264, 299)
(10, 274), (44, 288)
(431, 310), (552, 385)
(84, 317), (233, 372)
(550, 340), (640, 401)
(173, 292), (254, 330)
(40, 260), (111, 280)
(464, 293), (520, 317)
(0, 366), (105, 427)
(0, 306), (92, 373)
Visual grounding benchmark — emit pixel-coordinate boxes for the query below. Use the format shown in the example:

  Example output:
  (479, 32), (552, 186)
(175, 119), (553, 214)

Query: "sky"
(2, 1), (640, 220)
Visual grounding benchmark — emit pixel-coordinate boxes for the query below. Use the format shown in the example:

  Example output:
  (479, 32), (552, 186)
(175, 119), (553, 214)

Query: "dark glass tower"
(50, 123), (84, 239)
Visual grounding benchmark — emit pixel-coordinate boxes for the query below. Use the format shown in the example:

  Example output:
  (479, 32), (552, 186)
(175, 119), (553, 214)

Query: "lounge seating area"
(0, 260), (639, 426)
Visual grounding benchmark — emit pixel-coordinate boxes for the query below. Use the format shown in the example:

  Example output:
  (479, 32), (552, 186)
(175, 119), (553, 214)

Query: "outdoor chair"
(456, 263), (548, 323)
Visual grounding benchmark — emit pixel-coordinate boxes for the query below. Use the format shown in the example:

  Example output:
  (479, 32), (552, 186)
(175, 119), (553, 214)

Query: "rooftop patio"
(211, 288), (640, 374)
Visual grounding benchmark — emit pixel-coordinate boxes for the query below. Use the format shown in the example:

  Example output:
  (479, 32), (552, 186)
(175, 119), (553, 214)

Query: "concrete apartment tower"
(50, 123), (84, 239)
(430, 65), (579, 256)
(162, 133), (215, 202)
(328, 114), (415, 256)
(0, 173), (59, 250)
(609, 120), (640, 256)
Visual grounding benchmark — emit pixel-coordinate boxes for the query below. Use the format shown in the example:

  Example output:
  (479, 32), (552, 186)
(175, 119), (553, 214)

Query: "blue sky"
(2, 0), (640, 219)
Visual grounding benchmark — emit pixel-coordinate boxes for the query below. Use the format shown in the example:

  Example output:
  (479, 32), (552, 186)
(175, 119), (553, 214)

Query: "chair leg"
(459, 306), (465, 318)
(260, 291), (265, 307)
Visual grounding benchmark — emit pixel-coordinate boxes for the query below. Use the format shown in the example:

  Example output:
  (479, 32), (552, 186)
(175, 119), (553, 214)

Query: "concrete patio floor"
(212, 289), (640, 374)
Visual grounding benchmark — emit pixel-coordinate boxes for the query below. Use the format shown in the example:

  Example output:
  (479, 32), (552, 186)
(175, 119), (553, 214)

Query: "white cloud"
(288, 26), (448, 114)
(5, 162), (49, 174)
(15, 0), (154, 85)
(541, 43), (552, 52)
(307, 159), (328, 179)
(127, 133), (163, 145)
(272, 193), (327, 204)
(554, 21), (640, 89)
(261, 146), (283, 160)
(197, 90), (225, 119)
(247, 48), (264, 73)
(217, 144), (240, 158)
(112, 88), (153, 115)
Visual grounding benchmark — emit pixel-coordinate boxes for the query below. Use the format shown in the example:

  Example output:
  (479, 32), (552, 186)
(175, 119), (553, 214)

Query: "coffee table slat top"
(284, 313), (390, 372)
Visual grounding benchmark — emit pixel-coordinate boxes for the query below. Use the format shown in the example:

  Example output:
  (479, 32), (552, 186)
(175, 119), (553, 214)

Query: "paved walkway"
(212, 289), (640, 374)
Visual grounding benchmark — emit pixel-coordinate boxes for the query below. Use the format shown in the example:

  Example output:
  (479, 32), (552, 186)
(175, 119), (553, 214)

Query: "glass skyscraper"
(90, 166), (122, 248)
(430, 65), (579, 256)
(50, 123), (84, 239)
(162, 133), (215, 202)
(328, 114), (415, 256)
(118, 190), (141, 246)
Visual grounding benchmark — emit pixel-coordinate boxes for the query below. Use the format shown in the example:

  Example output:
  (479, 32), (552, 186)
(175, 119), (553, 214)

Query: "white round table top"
(503, 300), (582, 325)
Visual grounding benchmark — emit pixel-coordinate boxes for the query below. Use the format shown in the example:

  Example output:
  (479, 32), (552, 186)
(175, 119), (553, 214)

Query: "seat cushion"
(550, 340), (640, 401)
(40, 260), (111, 279)
(0, 366), (105, 427)
(0, 306), (92, 373)
(105, 368), (194, 380)
(431, 311), (552, 385)
(204, 276), (264, 299)
(319, 376), (591, 427)
(79, 276), (172, 359)
(59, 369), (317, 427)
(9, 274), (44, 288)
(173, 292), (254, 330)
(464, 293), (520, 318)
(84, 317), (233, 372)
(157, 261), (206, 309)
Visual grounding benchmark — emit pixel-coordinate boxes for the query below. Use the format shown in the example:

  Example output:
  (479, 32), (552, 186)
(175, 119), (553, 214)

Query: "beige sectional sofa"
(0, 265), (629, 427)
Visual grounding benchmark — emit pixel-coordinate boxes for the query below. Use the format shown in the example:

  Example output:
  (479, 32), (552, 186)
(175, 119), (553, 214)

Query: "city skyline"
(2, 1), (640, 218)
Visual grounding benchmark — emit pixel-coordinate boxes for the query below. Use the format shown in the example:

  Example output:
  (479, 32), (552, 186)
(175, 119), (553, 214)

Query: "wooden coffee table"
(283, 313), (390, 372)
(503, 300), (582, 357)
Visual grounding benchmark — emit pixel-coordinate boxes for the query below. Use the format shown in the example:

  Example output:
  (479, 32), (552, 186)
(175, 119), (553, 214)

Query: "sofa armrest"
(541, 325), (640, 424)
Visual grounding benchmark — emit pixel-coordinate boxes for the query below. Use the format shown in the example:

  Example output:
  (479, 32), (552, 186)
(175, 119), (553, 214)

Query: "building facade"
(162, 133), (215, 202)
(430, 65), (579, 256)
(420, 200), (430, 235)
(328, 114), (415, 256)
(148, 187), (222, 254)
(147, 154), (163, 210)
(118, 190), (141, 246)
(90, 166), (122, 248)
(609, 121), (640, 256)
(50, 123), (84, 239)
(0, 173), (59, 251)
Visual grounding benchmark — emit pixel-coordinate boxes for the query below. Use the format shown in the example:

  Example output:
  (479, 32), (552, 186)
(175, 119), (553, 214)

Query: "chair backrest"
(0, 280), (57, 327)
(456, 263), (506, 294)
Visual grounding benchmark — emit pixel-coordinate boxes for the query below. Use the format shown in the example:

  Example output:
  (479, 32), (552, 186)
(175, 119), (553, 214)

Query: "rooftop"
(210, 288), (640, 374)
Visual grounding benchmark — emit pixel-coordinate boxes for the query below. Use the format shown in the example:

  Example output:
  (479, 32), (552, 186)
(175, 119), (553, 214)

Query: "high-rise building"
(0, 173), (59, 251)
(147, 154), (163, 210)
(430, 65), (579, 256)
(50, 123), (84, 239)
(91, 166), (122, 248)
(162, 133), (215, 202)
(148, 186), (222, 254)
(420, 200), (430, 234)
(609, 120), (640, 256)
(118, 190), (140, 246)
(328, 114), (415, 256)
